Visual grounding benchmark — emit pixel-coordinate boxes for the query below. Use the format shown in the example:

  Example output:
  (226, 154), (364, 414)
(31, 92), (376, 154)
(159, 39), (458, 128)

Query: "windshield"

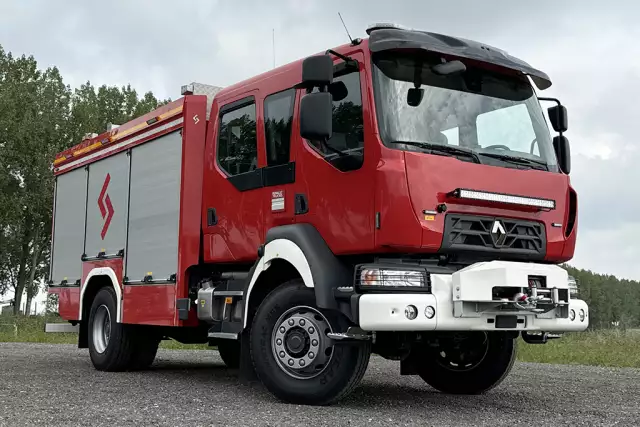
(372, 51), (558, 171)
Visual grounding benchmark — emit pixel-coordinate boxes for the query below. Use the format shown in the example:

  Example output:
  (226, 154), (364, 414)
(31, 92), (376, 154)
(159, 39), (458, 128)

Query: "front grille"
(441, 214), (546, 259)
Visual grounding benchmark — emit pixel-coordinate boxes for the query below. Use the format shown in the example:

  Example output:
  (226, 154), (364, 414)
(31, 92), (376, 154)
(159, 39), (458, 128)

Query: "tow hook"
(521, 331), (562, 344)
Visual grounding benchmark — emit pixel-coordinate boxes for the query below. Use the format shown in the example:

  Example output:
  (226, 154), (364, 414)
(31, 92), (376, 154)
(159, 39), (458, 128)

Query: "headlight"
(359, 268), (426, 288)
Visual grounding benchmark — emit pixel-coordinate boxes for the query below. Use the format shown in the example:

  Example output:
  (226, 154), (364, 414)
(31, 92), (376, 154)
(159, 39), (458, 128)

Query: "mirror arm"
(537, 97), (561, 106)
(325, 49), (358, 70)
(538, 97), (565, 137)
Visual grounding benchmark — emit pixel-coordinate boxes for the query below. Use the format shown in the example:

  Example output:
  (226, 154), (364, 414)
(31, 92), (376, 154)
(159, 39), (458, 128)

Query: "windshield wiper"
(393, 141), (482, 164)
(479, 152), (548, 171)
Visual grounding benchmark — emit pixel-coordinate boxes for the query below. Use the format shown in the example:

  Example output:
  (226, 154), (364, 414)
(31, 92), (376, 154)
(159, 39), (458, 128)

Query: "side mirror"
(553, 135), (571, 174)
(301, 55), (333, 88)
(300, 92), (333, 141)
(548, 104), (568, 133)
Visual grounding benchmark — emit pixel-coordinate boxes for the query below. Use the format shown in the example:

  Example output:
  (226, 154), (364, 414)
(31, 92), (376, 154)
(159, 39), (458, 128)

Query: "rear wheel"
(413, 332), (516, 394)
(130, 333), (160, 370)
(88, 287), (136, 371)
(250, 280), (371, 405)
(217, 340), (240, 369)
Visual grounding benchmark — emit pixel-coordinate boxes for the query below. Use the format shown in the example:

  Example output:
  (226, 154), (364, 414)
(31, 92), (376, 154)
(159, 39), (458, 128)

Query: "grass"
(2, 316), (640, 368)
(0, 315), (208, 350)
(517, 330), (640, 368)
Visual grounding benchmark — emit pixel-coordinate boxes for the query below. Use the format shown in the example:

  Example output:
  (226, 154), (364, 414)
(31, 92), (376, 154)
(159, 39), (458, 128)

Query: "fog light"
(579, 309), (585, 322)
(569, 309), (576, 321)
(405, 305), (418, 320)
(425, 305), (436, 319)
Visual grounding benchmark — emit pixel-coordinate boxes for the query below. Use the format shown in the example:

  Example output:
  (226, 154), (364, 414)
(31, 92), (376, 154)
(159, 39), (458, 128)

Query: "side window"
(264, 89), (294, 166)
(217, 101), (257, 176)
(308, 70), (364, 172)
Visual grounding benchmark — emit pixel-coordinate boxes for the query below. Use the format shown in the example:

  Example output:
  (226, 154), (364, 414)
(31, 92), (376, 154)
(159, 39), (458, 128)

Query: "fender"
(78, 267), (123, 323)
(244, 224), (352, 326)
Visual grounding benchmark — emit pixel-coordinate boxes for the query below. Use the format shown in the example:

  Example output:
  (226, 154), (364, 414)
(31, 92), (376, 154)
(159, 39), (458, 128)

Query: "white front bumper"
(357, 261), (589, 332)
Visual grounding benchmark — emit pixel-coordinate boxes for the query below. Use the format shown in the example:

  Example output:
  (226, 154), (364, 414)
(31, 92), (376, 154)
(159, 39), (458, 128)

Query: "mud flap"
(238, 328), (258, 383)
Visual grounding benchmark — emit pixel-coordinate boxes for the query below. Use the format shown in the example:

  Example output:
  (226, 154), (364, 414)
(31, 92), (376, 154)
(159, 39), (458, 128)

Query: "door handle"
(207, 208), (218, 226)
(295, 194), (308, 215)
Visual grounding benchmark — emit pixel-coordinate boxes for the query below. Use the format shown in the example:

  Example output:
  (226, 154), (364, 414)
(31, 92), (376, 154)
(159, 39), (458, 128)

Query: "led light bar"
(452, 188), (556, 210)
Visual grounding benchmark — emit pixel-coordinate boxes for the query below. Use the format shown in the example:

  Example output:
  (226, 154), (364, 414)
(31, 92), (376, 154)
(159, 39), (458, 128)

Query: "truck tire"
(217, 340), (240, 369)
(88, 287), (137, 371)
(414, 332), (516, 394)
(250, 280), (371, 405)
(129, 334), (160, 370)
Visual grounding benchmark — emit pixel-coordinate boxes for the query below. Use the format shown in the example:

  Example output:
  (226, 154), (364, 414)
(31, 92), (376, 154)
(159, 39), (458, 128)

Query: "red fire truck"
(47, 23), (588, 405)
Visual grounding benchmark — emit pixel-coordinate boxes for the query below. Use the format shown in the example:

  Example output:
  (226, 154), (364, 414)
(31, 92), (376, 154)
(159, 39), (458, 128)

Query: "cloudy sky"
(1, 0), (639, 281)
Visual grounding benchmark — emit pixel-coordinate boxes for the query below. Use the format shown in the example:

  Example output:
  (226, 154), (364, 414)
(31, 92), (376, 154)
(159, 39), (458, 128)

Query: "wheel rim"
(92, 304), (111, 354)
(271, 305), (334, 379)
(435, 332), (489, 372)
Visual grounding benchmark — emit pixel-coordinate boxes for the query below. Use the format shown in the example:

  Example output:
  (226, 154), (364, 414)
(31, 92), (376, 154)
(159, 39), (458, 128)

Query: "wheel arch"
(77, 269), (122, 349)
(79, 268), (122, 323)
(243, 224), (352, 328)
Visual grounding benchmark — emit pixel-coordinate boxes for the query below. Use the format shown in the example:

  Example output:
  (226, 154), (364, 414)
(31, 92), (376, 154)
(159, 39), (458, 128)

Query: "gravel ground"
(1, 343), (639, 426)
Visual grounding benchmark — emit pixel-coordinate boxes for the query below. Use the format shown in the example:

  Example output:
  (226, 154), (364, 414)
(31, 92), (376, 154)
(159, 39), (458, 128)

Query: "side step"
(45, 323), (79, 333)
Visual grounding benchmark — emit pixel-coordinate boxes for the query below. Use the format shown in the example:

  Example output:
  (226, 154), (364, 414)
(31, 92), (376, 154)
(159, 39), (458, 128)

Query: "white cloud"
(1, 0), (639, 279)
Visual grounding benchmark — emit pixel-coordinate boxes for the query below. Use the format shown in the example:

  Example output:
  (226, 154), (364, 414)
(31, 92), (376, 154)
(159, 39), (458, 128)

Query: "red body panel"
(50, 287), (80, 320)
(122, 285), (176, 326)
(403, 152), (574, 262)
(175, 96), (207, 326)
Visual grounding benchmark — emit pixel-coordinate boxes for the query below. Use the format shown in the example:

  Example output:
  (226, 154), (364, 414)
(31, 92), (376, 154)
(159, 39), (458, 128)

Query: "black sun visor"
(368, 27), (552, 90)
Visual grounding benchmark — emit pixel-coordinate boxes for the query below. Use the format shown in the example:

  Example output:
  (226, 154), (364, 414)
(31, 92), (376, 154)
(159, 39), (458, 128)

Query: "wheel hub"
(92, 304), (112, 354)
(285, 329), (307, 355)
(272, 306), (333, 379)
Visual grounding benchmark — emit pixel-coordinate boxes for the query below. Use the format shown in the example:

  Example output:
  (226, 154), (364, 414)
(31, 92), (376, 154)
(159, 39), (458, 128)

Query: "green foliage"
(517, 330), (640, 368)
(0, 315), (208, 350)
(0, 43), (168, 314)
(564, 264), (640, 330)
(68, 82), (169, 143)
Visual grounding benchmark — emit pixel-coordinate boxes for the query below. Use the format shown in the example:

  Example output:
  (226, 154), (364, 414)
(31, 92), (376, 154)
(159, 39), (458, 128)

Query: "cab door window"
(264, 89), (295, 166)
(217, 101), (258, 176)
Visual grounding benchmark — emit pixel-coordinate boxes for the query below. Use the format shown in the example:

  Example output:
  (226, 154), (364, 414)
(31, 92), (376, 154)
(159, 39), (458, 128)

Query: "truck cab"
(48, 23), (588, 406)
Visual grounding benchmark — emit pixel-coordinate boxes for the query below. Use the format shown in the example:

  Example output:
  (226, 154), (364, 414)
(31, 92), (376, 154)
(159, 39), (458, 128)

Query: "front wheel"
(413, 332), (516, 394)
(250, 281), (371, 405)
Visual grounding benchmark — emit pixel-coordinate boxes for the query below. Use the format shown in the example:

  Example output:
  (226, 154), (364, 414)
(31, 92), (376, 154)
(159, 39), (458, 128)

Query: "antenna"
(338, 12), (362, 46)
(272, 28), (276, 69)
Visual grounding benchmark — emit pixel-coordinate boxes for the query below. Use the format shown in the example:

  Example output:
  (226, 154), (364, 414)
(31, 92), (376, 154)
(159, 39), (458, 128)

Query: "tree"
(0, 44), (168, 315)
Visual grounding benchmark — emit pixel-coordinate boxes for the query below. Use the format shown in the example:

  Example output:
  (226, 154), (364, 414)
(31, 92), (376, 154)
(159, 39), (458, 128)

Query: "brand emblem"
(98, 174), (114, 240)
(491, 220), (507, 247)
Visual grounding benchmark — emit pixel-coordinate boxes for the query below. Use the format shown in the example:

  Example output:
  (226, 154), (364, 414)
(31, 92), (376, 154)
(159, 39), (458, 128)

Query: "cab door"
(292, 52), (376, 254)
(202, 92), (265, 262)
